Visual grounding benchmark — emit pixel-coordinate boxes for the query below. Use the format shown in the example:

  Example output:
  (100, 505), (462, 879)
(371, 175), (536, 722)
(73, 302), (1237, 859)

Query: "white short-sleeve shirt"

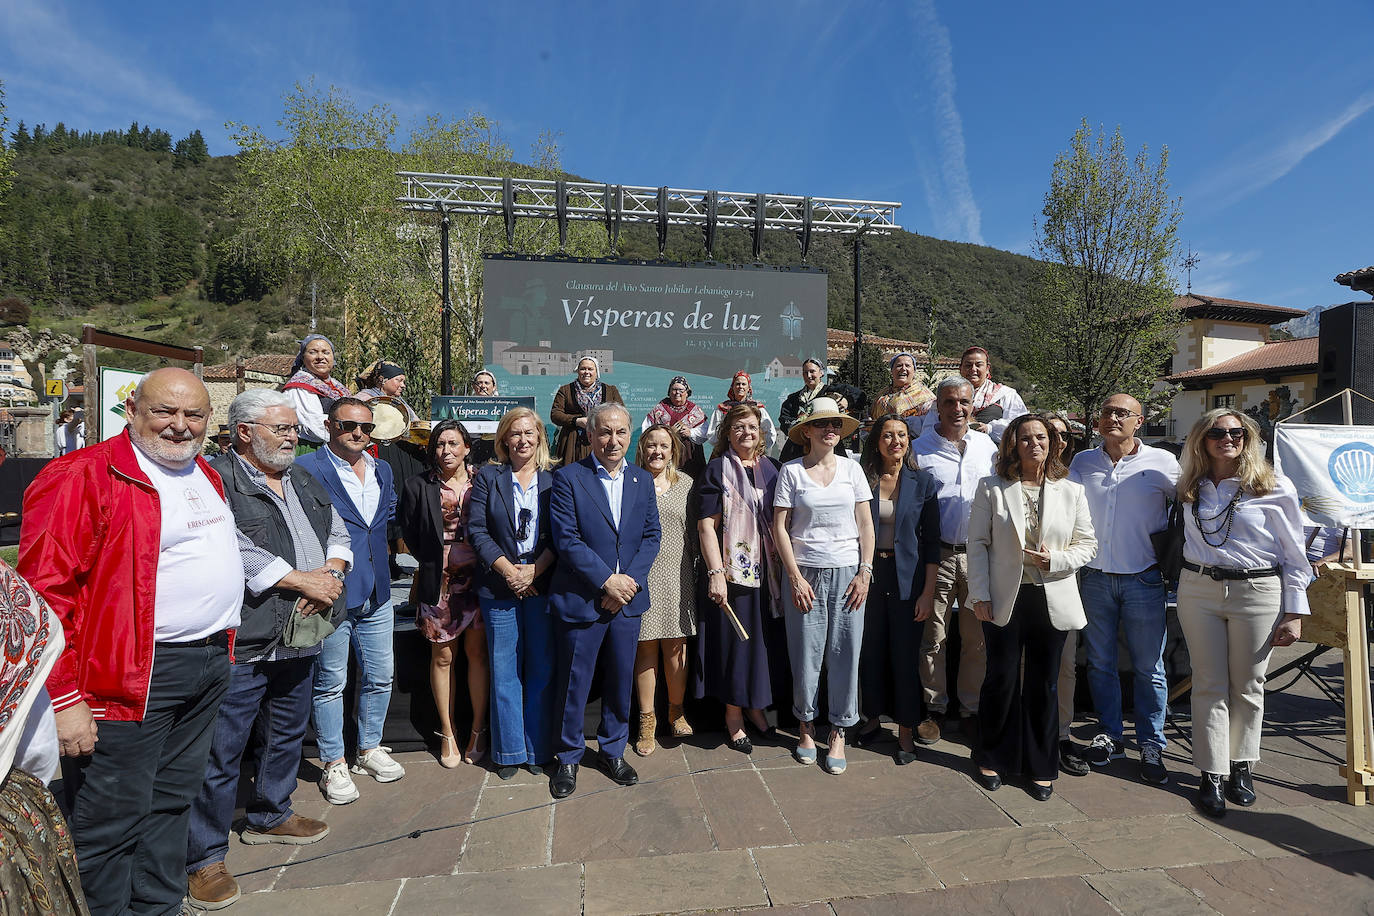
(773, 455), (872, 567)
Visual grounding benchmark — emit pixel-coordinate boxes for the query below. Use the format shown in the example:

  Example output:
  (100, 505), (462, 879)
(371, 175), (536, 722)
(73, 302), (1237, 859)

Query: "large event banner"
(481, 255), (828, 443)
(1274, 423), (1374, 527)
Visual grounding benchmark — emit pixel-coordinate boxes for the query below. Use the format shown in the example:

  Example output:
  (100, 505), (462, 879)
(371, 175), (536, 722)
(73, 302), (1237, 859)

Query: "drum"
(368, 396), (410, 443)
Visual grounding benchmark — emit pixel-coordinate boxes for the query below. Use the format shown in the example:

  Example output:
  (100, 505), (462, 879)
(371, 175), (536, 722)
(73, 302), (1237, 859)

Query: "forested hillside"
(0, 119), (1043, 384)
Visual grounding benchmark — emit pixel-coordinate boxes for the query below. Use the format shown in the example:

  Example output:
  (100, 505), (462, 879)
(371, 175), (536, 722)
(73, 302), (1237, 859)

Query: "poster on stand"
(98, 366), (145, 442)
(1274, 423), (1374, 527)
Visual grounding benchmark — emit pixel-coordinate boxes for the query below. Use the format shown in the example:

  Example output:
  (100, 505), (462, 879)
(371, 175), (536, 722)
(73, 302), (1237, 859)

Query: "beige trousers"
(920, 549), (986, 716)
(1058, 629), (1077, 741)
(1175, 569), (1282, 774)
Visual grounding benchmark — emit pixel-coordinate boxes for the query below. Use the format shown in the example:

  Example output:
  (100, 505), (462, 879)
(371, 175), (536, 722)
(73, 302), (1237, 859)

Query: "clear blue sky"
(6, 0), (1372, 312)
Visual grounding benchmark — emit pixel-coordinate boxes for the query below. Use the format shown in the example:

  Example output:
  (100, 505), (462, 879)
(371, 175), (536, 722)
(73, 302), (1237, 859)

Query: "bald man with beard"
(20, 367), (245, 916)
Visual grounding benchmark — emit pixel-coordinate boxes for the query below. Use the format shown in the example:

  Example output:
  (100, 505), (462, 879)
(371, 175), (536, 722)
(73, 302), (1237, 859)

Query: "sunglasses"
(516, 507), (533, 541)
(811, 418), (845, 429)
(1204, 427), (1246, 441)
(333, 420), (376, 435)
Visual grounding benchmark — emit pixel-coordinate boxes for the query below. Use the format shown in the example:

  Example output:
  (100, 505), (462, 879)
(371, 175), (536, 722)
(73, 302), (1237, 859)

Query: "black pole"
(852, 233), (862, 387)
(440, 210), (452, 396)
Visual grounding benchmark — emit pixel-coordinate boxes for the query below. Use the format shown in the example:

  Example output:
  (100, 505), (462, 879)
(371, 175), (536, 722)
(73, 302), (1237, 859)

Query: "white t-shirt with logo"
(774, 456), (873, 568)
(132, 447), (244, 642)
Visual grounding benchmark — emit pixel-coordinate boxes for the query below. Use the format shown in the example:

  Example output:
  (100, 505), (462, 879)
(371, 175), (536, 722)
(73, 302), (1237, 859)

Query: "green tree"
(0, 84), (14, 247)
(1024, 120), (1183, 425)
(834, 342), (890, 415)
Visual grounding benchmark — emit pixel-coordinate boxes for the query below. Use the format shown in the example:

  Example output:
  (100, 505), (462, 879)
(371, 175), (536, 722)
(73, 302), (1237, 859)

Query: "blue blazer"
(467, 463), (556, 601)
(548, 456), (661, 623)
(870, 464), (944, 601)
(296, 447), (397, 609)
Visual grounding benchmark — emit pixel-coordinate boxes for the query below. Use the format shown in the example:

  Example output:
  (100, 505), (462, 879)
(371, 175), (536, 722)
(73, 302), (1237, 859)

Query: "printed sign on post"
(99, 367), (145, 441)
(431, 396), (537, 435)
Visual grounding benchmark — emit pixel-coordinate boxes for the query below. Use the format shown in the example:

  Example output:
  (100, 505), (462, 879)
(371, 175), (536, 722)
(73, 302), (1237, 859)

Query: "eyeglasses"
(251, 422), (302, 437)
(1205, 427), (1246, 441)
(516, 507), (533, 541)
(811, 418), (845, 429)
(1100, 407), (1141, 421)
(730, 424), (760, 434)
(333, 420), (376, 435)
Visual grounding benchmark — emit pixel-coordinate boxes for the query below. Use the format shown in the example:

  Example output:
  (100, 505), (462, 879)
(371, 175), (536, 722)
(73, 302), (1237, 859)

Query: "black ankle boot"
(1227, 761), (1256, 806)
(1196, 772), (1226, 818)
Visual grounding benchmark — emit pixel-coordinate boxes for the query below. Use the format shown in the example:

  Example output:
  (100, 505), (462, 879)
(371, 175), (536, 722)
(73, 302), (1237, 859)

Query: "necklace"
(1192, 485), (1242, 548)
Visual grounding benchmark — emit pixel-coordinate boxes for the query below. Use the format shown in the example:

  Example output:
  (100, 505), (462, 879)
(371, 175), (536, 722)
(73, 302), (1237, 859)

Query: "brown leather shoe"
(916, 716), (942, 746)
(667, 703), (693, 738)
(634, 711), (657, 756)
(240, 813), (330, 846)
(187, 861), (241, 909)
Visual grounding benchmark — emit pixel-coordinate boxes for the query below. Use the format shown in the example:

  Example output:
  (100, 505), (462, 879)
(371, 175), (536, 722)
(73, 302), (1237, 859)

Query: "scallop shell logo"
(1328, 443), (1374, 503)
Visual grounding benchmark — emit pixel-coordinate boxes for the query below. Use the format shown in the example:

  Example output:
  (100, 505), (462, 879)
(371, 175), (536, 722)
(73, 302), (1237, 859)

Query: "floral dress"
(416, 478), (483, 643)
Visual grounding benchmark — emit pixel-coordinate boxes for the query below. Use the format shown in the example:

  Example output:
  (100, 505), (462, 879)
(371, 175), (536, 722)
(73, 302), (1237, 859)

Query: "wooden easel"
(1279, 388), (1374, 805)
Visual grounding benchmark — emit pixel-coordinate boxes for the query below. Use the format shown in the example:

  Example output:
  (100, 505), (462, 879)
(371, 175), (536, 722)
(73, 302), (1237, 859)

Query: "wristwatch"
(325, 568), (347, 583)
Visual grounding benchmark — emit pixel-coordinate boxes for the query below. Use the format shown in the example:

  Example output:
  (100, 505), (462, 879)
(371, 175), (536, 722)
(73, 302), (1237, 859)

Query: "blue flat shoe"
(825, 755), (847, 775)
(793, 744), (817, 765)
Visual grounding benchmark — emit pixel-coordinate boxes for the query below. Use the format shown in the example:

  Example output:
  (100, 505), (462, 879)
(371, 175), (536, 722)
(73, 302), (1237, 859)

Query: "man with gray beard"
(185, 388), (352, 909)
(20, 368), (244, 915)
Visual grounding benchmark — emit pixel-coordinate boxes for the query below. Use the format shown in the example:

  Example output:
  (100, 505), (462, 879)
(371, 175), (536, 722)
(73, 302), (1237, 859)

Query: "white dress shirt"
(1183, 474), (1312, 615)
(324, 444), (380, 522)
(1069, 439), (1180, 574)
(512, 470), (540, 558)
(592, 455), (626, 529)
(910, 425), (998, 545)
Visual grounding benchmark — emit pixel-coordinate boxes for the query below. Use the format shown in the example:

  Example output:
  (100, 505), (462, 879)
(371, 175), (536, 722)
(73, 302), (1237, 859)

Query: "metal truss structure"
(396, 171), (903, 394)
(397, 173), (901, 259)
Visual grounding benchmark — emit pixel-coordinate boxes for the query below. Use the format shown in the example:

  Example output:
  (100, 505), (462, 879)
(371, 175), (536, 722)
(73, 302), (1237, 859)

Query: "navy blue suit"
(468, 463), (555, 600)
(549, 456), (661, 763)
(296, 447), (396, 609)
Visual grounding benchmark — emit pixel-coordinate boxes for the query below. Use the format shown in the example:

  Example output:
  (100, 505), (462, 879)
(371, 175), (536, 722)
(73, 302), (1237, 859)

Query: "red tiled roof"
(1335, 266), (1374, 291)
(1165, 337), (1319, 384)
(1170, 293), (1307, 322)
(202, 354), (297, 381)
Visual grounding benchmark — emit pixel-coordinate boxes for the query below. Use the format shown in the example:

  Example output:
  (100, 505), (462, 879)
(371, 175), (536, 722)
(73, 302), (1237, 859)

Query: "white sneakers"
(352, 746), (406, 783)
(320, 760), (360, 805)
(320, 747), (406, 805)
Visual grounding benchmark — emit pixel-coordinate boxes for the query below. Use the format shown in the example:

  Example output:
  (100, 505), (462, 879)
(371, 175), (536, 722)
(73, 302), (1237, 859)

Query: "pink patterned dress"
(416, 478), (483, 643)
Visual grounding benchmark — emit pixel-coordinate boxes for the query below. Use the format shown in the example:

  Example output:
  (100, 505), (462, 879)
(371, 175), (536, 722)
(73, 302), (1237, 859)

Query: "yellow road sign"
(45, 379), (67, 399)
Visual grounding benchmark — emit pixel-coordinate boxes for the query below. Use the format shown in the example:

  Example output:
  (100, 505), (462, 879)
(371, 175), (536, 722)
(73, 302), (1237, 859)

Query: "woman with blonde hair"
(967, 413), (1096, 800)
(694, 402), (785, 753)
(465, 406), (560, 779)
(631, 425), (698, 754)
(1175, 408), (1309, 817)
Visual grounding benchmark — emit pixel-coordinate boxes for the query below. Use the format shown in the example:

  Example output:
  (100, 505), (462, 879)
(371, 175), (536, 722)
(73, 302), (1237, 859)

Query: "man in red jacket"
(19, 367), (245, 916)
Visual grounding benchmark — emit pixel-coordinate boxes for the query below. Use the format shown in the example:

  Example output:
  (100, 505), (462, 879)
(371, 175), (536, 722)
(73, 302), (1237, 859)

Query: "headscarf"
(647, 376), (705, 429)
(284, 334), (351, 401)
(716, 371), (764, 414)
(573, 356), (605, 439)
(470, 370), (498, 395)
(873, 353), (933, 419)
(796, 358), (827, 406)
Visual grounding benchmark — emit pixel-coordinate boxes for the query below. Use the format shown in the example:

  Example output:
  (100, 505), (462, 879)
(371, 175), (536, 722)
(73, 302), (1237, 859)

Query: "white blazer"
(967, 474), (1097, 630)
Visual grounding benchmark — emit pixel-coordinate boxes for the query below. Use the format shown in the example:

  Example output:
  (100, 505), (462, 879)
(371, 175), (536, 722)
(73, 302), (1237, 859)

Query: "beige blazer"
(967, 474), (1097, 630)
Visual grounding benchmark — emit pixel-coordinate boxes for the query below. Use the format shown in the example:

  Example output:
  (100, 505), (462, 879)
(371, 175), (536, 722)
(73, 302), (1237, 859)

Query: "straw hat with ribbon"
(787, 396), (860, 444)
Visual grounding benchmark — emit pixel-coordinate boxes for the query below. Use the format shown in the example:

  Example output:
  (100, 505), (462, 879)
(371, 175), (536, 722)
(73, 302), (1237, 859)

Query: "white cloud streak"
(908, 0), (983, 245)
(1, 0), (210, 125)
(1198, 89), (1374, 210)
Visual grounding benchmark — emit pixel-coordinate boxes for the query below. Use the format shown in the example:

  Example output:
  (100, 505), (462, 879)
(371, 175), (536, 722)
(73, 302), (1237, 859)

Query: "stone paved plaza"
(212, 646), (1374, 915)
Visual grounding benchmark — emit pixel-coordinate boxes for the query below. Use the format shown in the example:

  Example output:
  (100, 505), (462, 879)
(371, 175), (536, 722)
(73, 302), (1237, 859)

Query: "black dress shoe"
(1026, 781), (1054, 802)
(726, 733), (753, 754)
(1195, 772), (1226, 818)
(974, 769), (1002, 791)
(550, 763), (579, 799)
(1227, 761), (1256, 806)
(601, 754), (639, 786)
(894, 747), (918, 766)
(743, 715), (775, 740)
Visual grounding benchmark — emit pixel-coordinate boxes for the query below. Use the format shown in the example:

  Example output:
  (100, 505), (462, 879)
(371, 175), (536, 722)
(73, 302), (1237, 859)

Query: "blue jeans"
(1080, 567), (1169, 749)
(312, 599), (395, 762)
(481, 595), (557, 766)
(187, 656), (314, 872)
(783, 564), (864, 727)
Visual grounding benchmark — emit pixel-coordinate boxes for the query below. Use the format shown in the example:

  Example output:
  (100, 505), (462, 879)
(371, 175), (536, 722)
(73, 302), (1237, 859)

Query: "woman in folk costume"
(0, 559), (89, 913)
(778, 358), (828, 463)
(550, 356), (624, 467)
(355, 359), (419, 422)
(282, 334), (353, 445)
(871, 353), (935, 430)
(951, 346), (1026, 443)
(643, 376), (708, 474)
(696, 371), (778, 453)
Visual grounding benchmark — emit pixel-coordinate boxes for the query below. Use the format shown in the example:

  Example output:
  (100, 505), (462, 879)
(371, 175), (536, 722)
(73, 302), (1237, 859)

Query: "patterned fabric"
(416, 477), (482, 643)
(282, 370), (351, 404)
(720, 452), (782, 614)
(0, 563), (52, 777)
(873, 382), (935, 420)
(640, 474), (697, 640)
(573, 381), (605, 443)
(0, 768), (88, 916)
(645, 399), (706, 432)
